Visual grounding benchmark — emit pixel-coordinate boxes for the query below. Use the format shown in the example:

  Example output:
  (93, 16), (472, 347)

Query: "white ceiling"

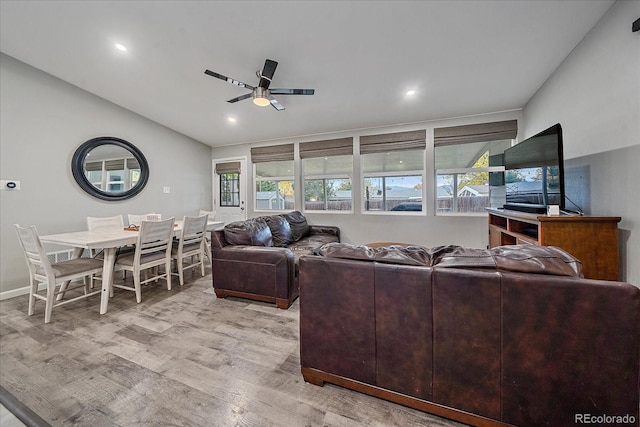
(0, 0), (614, 148)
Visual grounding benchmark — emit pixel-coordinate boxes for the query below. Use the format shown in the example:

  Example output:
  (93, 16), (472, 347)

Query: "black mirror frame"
(72, 136), (149, 201)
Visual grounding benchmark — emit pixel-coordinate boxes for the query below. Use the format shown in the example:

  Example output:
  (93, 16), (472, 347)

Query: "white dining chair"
(14, 224), (104, 324)
(127, 213), (160, 227)
(86, 214), (130, 286)
(113, 217), (175, 303)
(172, 215), (208, 286)
(87, 215), (124, 230)
(198, 209), (216, 263)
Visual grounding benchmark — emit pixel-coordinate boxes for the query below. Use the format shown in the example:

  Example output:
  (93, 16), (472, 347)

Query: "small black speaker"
(633, 17), (640, 33)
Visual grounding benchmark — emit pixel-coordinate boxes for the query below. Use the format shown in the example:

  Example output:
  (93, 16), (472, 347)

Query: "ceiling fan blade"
(270, 88), (315, 95)
(269, 96), (285, 111)
(258, 59), (278, 89)
(227, 92), (253, 103)
(204, 69), (255, 90)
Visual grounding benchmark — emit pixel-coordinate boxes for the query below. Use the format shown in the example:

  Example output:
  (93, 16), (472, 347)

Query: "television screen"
(503, 123), (564, 214)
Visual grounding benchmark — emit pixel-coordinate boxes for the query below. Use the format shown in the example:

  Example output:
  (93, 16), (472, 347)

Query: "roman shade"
(105, 159), (125, 171)
(434, 120), (517, 146)
(127, 158), (140, 170)
(251, 144), (294, 163)
(360, 130), (426, 154)
(84, 161), (102, 172)
(215, 161), (241, 175)
(299, 138), (353, 159)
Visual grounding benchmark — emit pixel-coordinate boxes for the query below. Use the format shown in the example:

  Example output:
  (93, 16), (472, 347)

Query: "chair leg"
(44, 279), (56, 324)
(199, 254), (205, 277)
(83, 276), (91, 294)
(134, 270), (142, 303)
(204, 241), (212, 265)
(177, 257), (184, 287)
(166, 260), (172, 290)
(28, 278), (38, 316)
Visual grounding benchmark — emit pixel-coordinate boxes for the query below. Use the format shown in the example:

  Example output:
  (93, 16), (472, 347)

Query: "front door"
(213, 157), (247, 224)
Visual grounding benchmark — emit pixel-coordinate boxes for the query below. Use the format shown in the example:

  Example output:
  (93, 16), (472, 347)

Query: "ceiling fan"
(204, 59), (314, 111)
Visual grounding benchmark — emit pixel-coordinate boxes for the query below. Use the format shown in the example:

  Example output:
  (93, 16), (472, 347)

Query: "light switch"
(163, 187), (171, 194)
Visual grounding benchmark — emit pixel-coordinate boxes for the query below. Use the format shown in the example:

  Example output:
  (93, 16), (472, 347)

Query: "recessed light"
(115, 43), (127, 52)
(406, 90), (416, 96)
(227, 117), (237, 124)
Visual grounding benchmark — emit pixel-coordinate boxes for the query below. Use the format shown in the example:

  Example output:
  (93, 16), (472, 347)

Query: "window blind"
(360, 130), (426, 154)
(215, 161), (241, 175)
(105, 159), (125, 171)
(250, 144), (294, 163)
(84, 161), (102, 172)
(127, 158), (140, 170)
(299, 137), (353, 159)
(434, 120), (517, 146)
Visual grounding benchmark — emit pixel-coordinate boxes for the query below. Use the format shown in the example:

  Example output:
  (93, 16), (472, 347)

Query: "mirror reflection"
(72, 137), (149, 201)
(83, 144), (142, 193)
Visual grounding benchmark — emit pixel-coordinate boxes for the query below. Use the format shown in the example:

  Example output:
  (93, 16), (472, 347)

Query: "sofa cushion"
(316, 242), (430, 266)
(490, 245), (583, 277)
(223, 217), (273, 247)
(264, 215), (293, 247)
(284, 210), (309, 241)
(430, 245), (497, 269)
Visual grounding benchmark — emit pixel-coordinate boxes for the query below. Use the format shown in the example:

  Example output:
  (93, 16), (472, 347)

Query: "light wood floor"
(0, 266), (466, 426)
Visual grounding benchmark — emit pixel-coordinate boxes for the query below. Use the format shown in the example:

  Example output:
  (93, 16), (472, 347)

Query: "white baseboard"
(0, 285), (30, 301)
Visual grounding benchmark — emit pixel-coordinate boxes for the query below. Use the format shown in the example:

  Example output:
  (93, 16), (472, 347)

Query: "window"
(360, 130), (426, 213)
(301, 137), (353, 212)
(434, 120), (517, 215)
(215, 161), (241, 207)
(251, 144), (295, 211)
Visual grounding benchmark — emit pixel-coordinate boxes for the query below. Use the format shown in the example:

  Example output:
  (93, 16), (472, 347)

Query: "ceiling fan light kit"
(205, 59), (315, 111)
(252, 87), (271, 107)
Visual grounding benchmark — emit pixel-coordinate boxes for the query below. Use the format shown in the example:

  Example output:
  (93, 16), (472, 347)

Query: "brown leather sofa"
(211, 211), (339, 309)
(300, 243), (640, 427)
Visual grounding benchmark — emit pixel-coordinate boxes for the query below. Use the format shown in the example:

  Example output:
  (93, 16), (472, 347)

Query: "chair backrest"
(87, 215), (125, 231)
(178, 215), (208, 251)
(128, 213), (160, 226)
(14, 224), (53, 279)
(135, 217), (175, 258)
(198, 209), (216, 221)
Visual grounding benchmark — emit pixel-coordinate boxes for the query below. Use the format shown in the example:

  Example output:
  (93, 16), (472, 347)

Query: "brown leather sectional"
(210, 211), (339, 308)
(299, 243), (640, 427)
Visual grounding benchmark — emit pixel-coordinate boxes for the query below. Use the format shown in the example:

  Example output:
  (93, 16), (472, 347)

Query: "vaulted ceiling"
(0, 0), (614, 147)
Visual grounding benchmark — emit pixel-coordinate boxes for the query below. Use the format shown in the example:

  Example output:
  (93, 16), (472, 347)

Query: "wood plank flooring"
(0, 266), (466, 426)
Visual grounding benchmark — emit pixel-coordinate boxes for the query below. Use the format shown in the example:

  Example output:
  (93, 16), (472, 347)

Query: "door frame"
(212, 156), (247, 224)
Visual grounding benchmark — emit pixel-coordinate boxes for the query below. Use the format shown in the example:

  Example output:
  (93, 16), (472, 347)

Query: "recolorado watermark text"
(575, 413), (636, 424)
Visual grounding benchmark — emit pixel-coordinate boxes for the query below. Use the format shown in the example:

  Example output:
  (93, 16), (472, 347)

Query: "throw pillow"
(264, 215), (293, 247)
(284, 210), (309, 242)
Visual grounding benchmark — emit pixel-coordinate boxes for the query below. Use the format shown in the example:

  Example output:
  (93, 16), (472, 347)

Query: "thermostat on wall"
(1, 180), (21, 190)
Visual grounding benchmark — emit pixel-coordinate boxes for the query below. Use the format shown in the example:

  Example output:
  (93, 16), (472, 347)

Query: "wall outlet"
(1, 180), (21, 190)
(163, 186), (171, 194)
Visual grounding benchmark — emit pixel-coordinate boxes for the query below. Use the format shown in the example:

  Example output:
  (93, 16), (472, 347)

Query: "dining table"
(39, 219), (224, 315)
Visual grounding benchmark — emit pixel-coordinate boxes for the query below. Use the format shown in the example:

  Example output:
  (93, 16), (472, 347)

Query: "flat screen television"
(503, 123), (564, 214)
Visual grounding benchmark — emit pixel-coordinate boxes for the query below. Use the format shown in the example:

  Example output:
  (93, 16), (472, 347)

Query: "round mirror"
(72, 137), (149, 201)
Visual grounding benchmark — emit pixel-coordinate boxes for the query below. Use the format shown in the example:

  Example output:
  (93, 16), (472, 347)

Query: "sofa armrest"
(309, 225), (340, 240)
(210, 229), (228, 249)
(212, 246), (296, 300)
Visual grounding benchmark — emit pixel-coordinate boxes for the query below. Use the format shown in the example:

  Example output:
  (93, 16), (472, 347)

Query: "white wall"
(212, 110), (522, 251)
(0, 54), (213, 295)
(524, 0), (639, 285)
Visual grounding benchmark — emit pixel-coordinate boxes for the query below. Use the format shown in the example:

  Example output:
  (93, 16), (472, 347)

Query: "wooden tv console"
(487, 208), (621, 281)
